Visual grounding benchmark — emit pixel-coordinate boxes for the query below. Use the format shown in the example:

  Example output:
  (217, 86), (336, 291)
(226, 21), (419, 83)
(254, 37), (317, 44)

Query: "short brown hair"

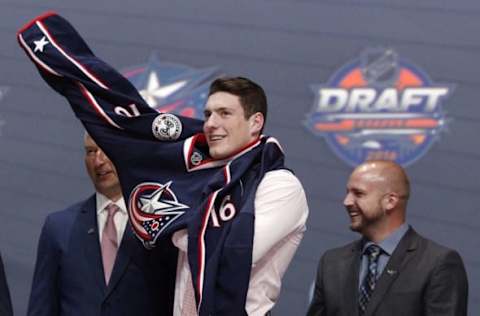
(208, 77), (267, 122)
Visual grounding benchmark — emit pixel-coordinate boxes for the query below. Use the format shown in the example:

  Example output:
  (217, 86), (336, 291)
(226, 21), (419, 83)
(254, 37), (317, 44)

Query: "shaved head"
(344, 160), (410, 242)
(353, 160), (410, 203)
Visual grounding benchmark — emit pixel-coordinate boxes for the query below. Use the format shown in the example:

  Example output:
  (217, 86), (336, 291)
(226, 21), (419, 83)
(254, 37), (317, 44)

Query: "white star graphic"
(33, 36), (50, 53)
(140, 187), (172, 213)
(139, 71), (187, 108)
(139, 182), (188, 215)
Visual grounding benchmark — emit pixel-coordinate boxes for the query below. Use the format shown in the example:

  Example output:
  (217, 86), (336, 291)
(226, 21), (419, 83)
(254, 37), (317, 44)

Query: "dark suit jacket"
(306, 227), (468, 316)
(0, 252), (12, 316)
(27, 195), (177, 316)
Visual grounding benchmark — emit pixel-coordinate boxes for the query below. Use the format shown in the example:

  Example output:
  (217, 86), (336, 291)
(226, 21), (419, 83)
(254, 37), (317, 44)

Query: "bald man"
(306, 161), (468, 316)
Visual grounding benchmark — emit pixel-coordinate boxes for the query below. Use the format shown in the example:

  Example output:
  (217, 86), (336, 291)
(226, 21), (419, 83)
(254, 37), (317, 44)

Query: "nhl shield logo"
(152, 113), (182, 141)
(305, 48), (453, 167)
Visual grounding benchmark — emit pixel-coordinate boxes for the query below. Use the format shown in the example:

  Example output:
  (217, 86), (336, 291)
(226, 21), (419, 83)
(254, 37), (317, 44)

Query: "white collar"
(95, 192), (126, 215)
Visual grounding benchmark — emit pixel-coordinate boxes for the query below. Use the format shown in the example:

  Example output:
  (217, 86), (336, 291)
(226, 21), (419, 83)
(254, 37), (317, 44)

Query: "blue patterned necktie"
(359, 244), (382, 315)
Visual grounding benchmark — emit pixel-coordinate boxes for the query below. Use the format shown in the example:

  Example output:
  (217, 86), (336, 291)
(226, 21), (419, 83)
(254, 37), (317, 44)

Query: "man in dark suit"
(27, 134), (176, 316)
(0, 252), (12, 316)
(307, 160), (468, 316)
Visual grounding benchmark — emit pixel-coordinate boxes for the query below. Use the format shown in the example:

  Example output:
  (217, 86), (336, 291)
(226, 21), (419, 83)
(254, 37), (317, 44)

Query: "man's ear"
(382, 192), (399, 213)
(249, 112), (264, 136)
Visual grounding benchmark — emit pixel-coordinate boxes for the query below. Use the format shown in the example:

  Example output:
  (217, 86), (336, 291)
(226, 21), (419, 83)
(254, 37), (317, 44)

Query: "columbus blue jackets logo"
(305, 48), (453, 167)
(123, 54), (220, 119)
(128, 181), (188, 246)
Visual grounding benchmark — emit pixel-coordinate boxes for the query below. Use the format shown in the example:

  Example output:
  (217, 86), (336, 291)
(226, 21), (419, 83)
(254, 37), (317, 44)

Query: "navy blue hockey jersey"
(18, 12), (285, 315)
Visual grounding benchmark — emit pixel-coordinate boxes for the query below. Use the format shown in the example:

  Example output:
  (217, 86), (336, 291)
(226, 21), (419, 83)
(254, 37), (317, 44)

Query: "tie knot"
(364, 244), (381, 260)
(105, 203), (119, 217)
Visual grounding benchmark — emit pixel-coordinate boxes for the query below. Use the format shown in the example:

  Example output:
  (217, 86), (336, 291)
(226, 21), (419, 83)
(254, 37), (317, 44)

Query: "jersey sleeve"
(17, 12), (205, 246)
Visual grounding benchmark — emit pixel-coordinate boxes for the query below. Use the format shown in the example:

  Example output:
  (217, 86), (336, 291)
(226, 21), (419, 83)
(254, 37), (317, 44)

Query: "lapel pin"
(386, 269), (397, 275)
(87, 228), (95, 234)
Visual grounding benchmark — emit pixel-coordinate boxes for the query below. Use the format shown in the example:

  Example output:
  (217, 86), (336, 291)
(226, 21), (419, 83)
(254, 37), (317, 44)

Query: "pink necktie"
(101, 203), (119, 284)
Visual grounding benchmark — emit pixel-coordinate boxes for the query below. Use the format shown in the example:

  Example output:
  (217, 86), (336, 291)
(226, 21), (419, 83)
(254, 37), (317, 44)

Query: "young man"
(172, 78), (308, 315)
(306, 161), (468, 316)
(18, 13), (308, 315)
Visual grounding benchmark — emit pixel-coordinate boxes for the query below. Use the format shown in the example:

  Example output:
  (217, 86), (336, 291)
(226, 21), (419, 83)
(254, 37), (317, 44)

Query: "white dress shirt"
(96, 193), (128, 243)
(172, 169), (309, 315)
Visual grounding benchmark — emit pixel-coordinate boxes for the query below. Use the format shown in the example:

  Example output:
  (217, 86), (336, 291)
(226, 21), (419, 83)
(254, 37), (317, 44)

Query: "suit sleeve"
(306, 255), (326, 316)
(27, 216), (60, 316)
(0, 253), (13, 316)
(424, 250), (468, 316)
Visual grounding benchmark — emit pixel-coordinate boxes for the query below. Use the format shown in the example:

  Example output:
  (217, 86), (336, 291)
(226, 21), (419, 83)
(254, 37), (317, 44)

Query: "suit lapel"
(343, 240), (362, 316)
(79, 196), (107, 294)
(364, 228), (418, 316)
(104, 222), (134, 297)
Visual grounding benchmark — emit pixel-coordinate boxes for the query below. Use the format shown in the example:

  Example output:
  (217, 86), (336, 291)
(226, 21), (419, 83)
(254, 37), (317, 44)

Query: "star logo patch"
(33, 36), (50, 53)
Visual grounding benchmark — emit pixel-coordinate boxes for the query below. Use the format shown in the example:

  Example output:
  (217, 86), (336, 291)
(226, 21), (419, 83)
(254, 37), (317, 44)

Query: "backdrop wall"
(0, 1), (478, 314)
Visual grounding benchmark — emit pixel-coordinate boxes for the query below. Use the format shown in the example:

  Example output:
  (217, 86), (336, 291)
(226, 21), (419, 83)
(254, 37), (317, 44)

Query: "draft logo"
(123, 54), (220, 119)
(305, 48), (453, 166)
